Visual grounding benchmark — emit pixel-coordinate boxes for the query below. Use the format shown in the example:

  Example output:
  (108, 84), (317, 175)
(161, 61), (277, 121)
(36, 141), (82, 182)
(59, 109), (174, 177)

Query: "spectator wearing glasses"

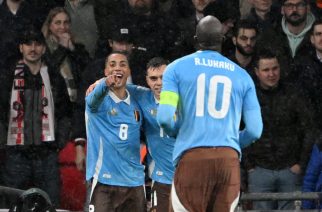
(258, 0), (315, 82)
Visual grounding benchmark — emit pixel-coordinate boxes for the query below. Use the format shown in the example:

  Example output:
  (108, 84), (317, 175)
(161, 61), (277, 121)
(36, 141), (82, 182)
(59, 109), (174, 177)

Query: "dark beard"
(131, 4), (151, 15)
(285, 14), (306, 26)
(236, 43), (254, 56)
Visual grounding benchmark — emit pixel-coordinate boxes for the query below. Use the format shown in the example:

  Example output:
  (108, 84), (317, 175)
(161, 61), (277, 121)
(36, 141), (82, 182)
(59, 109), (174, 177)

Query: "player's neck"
(111, 87), (127, 100)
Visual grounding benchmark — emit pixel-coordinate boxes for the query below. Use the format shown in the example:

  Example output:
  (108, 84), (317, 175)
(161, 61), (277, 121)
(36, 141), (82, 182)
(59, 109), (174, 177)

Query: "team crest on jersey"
(108, 108), (117, 116)
(134, 110), (140, 122)
(150, 109), (157, 116)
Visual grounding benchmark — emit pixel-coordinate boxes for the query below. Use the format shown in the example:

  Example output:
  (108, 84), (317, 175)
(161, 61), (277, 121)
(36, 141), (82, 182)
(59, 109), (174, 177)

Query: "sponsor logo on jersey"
(108, 108), (117, 116)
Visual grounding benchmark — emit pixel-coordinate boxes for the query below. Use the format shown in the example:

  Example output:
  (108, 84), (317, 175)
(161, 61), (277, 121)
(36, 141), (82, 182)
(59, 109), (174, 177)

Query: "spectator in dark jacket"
(242, 48), (315, 210)
(297, 19), (322, 129)
(0, 0), (42, 71)
(246, 0), (282, 34)
(0, 27), (73, 208)
(257, 0), (315, 82)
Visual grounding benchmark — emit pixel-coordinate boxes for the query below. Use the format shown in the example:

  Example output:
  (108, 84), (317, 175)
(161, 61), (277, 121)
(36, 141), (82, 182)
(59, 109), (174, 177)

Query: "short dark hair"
(146, 57), (168, 71)
(20, 26), (46, 45)
(105, 51), (130, 64)
(255, 48), (279, 68)
(232, 19), (258, 37)
(310, 18), (322, 35)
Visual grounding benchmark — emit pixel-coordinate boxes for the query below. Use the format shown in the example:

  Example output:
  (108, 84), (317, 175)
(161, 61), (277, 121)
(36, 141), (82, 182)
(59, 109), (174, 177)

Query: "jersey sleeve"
(157, 63), (179, 136)
(85, 79), (108, 112)
(239, 82), (263, 148)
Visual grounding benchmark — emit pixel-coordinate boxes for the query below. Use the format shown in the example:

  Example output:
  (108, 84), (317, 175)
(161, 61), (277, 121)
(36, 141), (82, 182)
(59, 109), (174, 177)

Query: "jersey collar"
(108, 89), (131, 105)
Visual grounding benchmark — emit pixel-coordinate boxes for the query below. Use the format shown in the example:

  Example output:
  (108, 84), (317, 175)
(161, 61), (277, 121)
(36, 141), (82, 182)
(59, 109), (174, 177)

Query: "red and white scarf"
(7, 61), (55, 145)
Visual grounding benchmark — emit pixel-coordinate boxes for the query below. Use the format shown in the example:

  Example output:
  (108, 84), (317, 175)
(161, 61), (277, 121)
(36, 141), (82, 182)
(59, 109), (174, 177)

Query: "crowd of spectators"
(1, 0), (322, 211)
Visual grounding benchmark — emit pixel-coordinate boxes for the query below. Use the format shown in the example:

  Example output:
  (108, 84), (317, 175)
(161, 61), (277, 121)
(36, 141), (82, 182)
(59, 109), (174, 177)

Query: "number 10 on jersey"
(196, 73), (232, 119)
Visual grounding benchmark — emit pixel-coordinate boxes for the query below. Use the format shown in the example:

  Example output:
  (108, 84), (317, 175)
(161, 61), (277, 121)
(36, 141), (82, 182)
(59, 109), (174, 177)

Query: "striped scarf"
(7, 61), (55, 145)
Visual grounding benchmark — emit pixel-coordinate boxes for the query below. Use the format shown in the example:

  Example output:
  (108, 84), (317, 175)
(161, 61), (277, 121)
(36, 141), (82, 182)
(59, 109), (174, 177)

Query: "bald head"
(195, 15), (223, 51)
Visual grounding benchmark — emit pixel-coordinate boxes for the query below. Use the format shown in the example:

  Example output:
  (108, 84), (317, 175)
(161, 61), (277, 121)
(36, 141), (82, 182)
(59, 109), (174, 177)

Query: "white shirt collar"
(316, 50), (322, 63)
(154, 95), (159, 104)
(108, 89), (131, 105)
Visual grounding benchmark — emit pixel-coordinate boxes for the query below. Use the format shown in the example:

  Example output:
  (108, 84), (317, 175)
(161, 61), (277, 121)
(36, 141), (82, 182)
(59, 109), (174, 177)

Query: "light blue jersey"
(157, 50), (262, 165)
(128, 85), (175, 185)
(85, 80), (144, 186)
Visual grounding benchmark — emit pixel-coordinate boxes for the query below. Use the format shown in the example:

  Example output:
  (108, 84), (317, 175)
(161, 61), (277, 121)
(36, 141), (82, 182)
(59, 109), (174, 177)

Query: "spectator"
(0, 27), (74, 207)
(93, 0), (123, 43)
(246, 0), (282, 34)
(176, 0), (240, 57)
(86, 51), (145, 212)
(64, 0), (98, 58)
(203, 0), (241, 56)
(296, 19), (322, 131)
(258, 0), (315, 81)
(157, 16), (262, 212)
(228, 19), (258, 78)
(41, 7), (90, 210)
(41, 7), (90, 102)
(0, 0), (41, 71)
(242, 48), (314, 210)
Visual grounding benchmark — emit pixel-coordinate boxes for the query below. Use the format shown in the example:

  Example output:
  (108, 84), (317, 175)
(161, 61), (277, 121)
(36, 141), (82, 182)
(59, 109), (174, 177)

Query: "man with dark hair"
(258, 0), (315, 81)
(86, 51), (146, 212)
(242, 48), (314, 210)
(0, 27), (75, 207)
(228, 20), (258, 79)
(127, 57), (175, 212)
(157, 15), (263, 212)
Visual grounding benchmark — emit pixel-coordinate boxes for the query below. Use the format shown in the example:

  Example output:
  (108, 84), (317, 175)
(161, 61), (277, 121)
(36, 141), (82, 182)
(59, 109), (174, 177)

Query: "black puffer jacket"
(242, 81), (315, 172)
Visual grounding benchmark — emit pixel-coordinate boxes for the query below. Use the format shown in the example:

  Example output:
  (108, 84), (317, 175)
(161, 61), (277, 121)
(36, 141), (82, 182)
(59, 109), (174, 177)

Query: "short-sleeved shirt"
(162, 50), (260, 165)
(85, 81), (144, 186)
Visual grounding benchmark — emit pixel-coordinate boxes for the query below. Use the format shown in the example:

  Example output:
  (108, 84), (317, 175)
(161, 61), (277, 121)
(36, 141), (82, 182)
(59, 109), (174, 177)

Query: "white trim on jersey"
(230, 192), (240, 212)
(171, 182), (188, 212)
(89, 138), (104, 202)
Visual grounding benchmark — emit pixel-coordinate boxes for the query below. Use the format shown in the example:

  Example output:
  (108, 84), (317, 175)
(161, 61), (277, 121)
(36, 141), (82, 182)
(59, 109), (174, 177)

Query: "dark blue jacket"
(302, 143), (322, 209)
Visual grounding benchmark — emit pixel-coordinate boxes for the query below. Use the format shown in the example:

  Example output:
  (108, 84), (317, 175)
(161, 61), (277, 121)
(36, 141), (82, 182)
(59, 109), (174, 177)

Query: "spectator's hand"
(75, 145), (85, 171)
(58, 32), (74, 51)
(290, 164), (301, 175)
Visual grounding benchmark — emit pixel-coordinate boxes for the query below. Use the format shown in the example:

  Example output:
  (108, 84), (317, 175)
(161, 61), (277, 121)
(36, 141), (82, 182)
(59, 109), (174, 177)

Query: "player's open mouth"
(116, 74), (123, 79)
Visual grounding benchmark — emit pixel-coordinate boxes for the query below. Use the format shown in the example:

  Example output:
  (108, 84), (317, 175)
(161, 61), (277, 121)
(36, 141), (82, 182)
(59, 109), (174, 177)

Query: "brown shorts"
(170, 147), (240, 212)
(150, 181), (171, 212)
(89, 182), (146, 212)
